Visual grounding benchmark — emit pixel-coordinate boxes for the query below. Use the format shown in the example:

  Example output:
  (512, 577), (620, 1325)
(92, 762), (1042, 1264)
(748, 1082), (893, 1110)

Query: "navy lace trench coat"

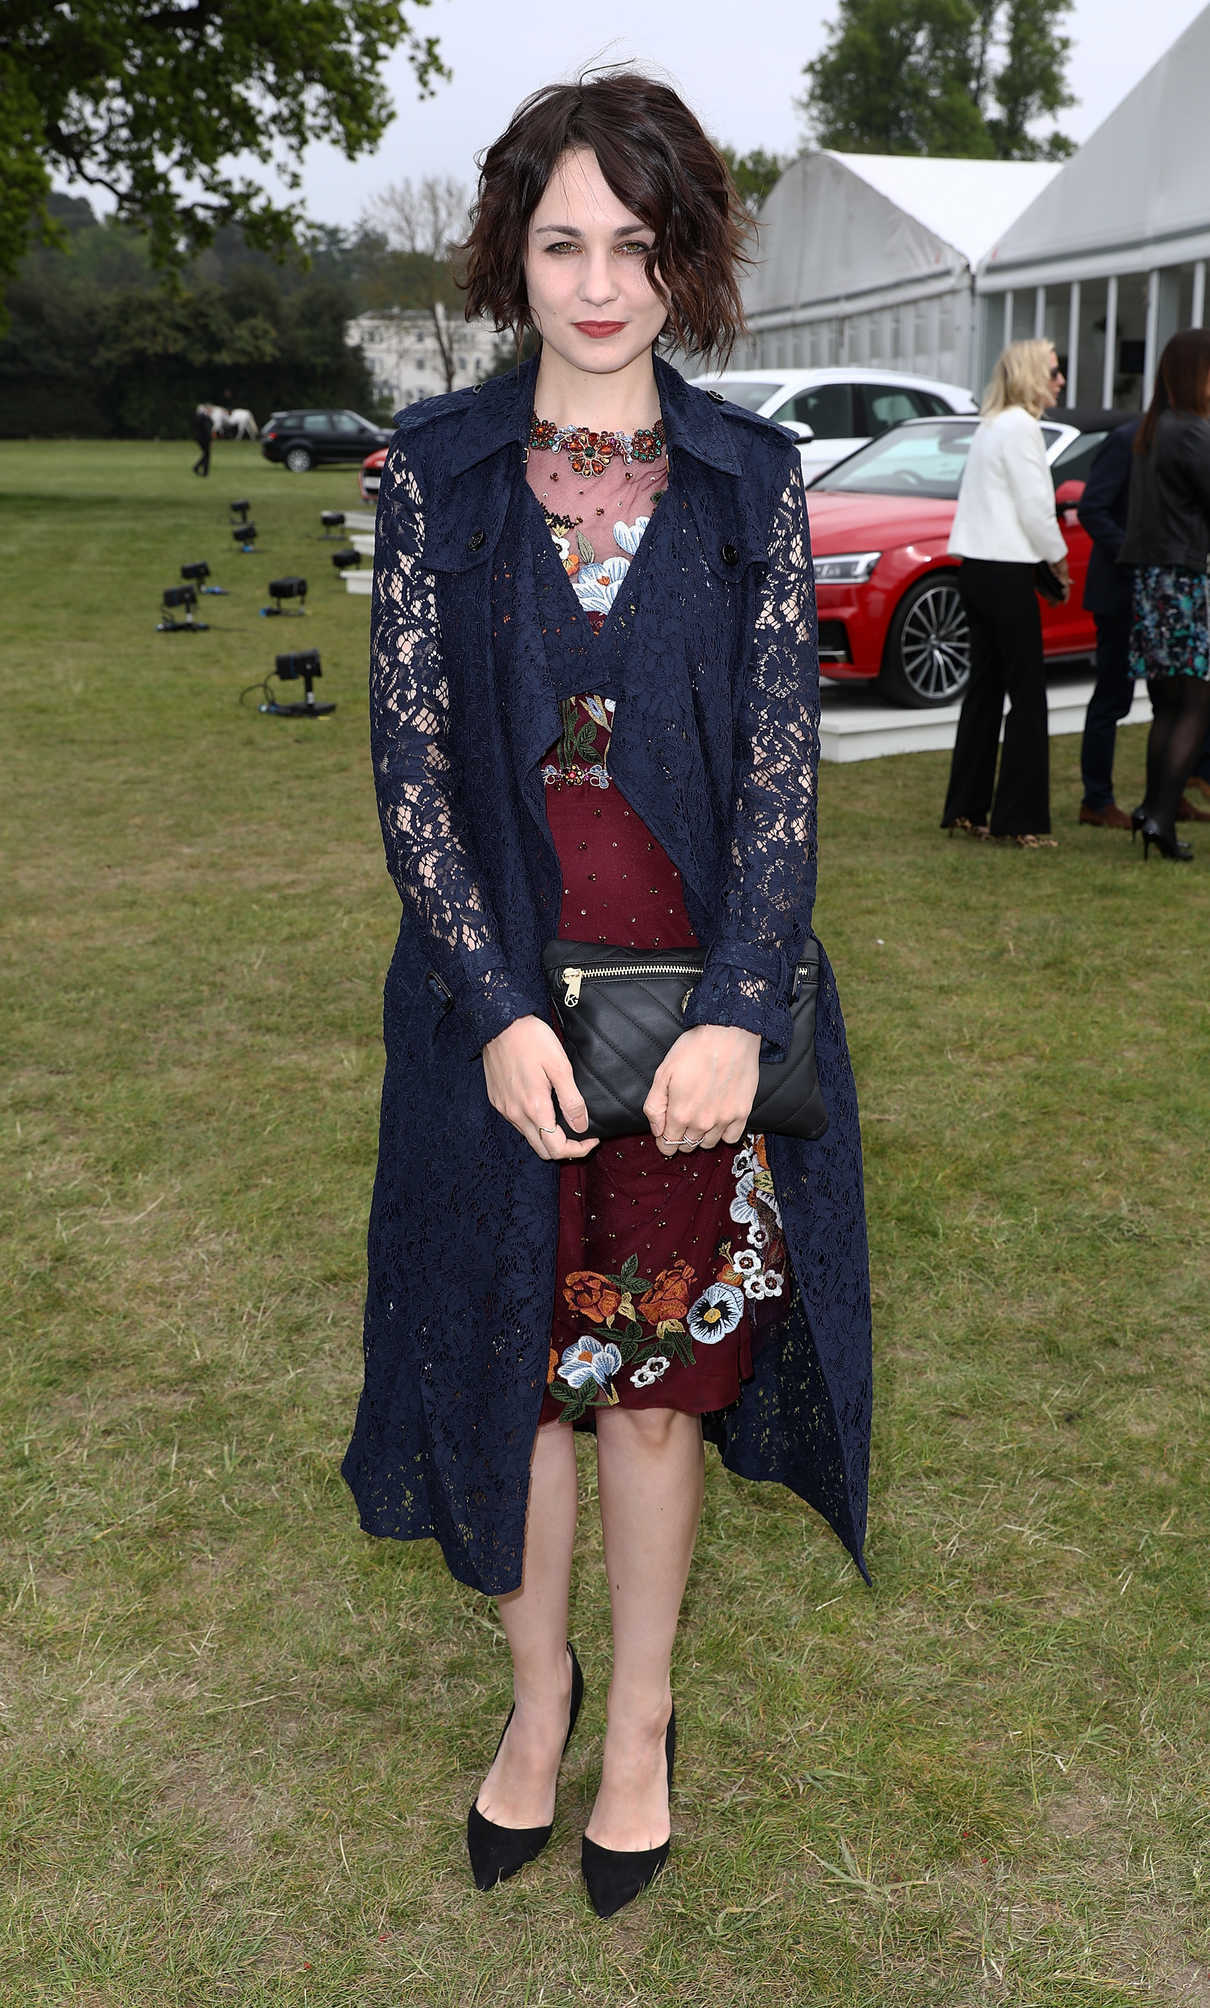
(342, 354), (872, 1596)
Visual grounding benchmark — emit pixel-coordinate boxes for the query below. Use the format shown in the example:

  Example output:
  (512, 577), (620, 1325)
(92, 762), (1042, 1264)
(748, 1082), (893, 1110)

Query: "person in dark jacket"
(1076, 420), (1138, 827)
(1120, 328), (1210, 860)
(191, 405), (213, 477)
(341, 73), (871, 1920)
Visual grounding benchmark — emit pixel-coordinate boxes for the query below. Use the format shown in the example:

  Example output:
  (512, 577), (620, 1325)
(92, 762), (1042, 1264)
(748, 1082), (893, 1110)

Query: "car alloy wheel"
(284, 445), (314, 473)
(883, 575), (970, 707)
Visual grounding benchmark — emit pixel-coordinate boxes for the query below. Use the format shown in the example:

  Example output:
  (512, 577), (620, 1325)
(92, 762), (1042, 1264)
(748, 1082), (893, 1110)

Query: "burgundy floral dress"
(527, 422), (790, 1428)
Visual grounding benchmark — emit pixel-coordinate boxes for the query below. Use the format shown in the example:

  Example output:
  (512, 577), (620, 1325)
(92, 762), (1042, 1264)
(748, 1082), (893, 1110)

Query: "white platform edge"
(818, 675), (1152, 763)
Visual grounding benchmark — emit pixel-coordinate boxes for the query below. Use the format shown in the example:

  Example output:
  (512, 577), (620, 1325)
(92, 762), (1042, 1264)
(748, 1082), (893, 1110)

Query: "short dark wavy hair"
(461, 71), (754, 363)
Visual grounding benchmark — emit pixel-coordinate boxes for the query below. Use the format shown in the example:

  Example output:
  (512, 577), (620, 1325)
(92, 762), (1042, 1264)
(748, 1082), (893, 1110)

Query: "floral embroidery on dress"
(545, 1139), (788, 1421)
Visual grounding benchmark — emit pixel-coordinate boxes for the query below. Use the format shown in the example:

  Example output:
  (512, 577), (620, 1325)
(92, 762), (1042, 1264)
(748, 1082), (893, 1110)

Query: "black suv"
(260, 409), (393, 473)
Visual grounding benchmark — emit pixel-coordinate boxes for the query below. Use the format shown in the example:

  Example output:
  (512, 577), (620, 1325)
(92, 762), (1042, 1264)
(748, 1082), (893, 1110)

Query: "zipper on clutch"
(561, 959), (815, 1010)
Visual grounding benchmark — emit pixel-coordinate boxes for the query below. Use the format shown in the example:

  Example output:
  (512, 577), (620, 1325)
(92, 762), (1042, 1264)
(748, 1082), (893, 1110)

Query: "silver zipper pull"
(563, 968), (583, 1008)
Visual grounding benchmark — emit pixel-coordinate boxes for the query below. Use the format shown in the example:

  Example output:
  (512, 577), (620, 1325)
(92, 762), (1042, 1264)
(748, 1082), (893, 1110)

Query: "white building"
(737, 150), (1060, 393)
(976, 4), (1210, 409)
(348, 306), (508, 407)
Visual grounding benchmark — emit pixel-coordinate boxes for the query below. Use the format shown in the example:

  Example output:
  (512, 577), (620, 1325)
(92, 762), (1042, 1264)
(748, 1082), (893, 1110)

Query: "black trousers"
(942, 560), (1049, 837)
(1079, 609), (1133, 810)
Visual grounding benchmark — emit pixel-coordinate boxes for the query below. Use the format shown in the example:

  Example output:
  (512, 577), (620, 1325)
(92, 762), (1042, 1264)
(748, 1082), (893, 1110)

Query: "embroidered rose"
(636, 1260), (695, 1325)
(563, 1271), (623, 1324)
(557, 1335), (623, 1390)
(631, 1354), (671, 1388)
(686, 1282), (745, 1344)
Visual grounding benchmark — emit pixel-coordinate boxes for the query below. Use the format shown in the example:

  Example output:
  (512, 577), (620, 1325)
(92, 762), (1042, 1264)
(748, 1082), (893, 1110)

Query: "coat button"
(467, 528), (485, 552)
(721, 542), (739, 566)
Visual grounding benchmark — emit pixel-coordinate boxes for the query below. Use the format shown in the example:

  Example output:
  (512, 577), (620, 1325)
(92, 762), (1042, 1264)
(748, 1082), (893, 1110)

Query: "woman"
(1119, 327), (1210, 861)
(941, 338), (1070, 847)
(341, 72), (871, 1919)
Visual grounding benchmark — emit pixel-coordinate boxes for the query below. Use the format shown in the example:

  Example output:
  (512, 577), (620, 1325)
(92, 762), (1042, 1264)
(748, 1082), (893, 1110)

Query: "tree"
(798, 0), (1075, 161)
(361, 177), (471, 392)
(0, 0), (449, 313)
(720, 147), (792, 214)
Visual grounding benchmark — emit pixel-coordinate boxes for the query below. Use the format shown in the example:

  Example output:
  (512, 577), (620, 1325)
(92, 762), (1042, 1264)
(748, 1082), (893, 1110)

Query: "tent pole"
(1066, 281), (1080, 406)
(1102, 276), (1118, 408)
(1144, 269), (1160, 406)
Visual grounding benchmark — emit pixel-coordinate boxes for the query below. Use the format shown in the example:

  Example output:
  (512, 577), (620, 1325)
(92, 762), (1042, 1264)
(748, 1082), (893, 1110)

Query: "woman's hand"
(643, 1025), (761, 1157)
(1054, 554), (1071, 603)
(482, 1015), (600, 1161)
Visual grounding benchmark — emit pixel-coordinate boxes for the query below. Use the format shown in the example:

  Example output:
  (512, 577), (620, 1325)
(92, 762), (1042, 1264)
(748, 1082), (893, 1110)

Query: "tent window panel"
(1114, 273), (1149, 409)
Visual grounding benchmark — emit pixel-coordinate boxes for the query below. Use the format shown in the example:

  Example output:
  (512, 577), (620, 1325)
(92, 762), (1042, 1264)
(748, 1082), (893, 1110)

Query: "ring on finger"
(537, 1124), (558, 1136)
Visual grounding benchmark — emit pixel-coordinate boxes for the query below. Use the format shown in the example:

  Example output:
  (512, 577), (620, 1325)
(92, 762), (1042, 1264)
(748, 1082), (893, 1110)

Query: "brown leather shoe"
(1187, 774), (1210, 802)
(1176, 794), (1210, 823)
(1079, 802), (1132, 829)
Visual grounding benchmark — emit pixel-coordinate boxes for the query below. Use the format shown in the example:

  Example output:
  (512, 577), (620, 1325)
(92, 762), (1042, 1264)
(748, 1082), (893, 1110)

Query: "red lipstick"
(573, 321), (626, 338)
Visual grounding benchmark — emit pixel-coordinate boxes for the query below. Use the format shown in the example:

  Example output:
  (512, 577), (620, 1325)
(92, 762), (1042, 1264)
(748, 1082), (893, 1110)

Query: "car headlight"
(813, 551), (882, 584)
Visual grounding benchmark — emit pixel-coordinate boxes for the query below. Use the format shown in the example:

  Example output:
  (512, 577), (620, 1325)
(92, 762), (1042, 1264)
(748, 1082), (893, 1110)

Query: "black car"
(260, 409), (393, 474)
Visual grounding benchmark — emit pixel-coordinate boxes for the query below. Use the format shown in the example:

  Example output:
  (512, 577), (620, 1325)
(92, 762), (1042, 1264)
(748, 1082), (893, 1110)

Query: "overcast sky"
(270, 0), (1209, 229)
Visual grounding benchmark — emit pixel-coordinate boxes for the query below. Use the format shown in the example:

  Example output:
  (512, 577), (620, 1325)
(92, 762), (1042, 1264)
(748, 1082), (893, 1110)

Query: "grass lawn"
(3, 439), (1210, 2008)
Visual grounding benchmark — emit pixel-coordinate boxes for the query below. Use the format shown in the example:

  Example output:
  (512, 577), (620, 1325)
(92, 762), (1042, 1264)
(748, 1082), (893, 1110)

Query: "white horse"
(197, 404), (257, 439)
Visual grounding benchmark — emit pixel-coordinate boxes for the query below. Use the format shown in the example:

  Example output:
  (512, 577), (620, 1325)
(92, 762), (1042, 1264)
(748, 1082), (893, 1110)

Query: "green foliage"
(799, 0), (1075, 160)
(0, 0), (449, 312)
(719, 146), (792, 212)
(0, 204), (378, 436)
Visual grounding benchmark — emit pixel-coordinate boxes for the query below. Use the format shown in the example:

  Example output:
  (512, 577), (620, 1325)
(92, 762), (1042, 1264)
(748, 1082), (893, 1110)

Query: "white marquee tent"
(738, 150), (1060, 391)
(977, 2), (1210, 407)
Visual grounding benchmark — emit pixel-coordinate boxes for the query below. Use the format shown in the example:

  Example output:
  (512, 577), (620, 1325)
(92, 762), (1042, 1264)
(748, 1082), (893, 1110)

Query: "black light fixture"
(261, 575), (307, 617)
(229, 499), (251, 523)
(320, 510), (346, 538)
(260, 649), (334, 717)
(233, 522), (258, 552)
(181, 558), (227, 597)
(331, 547), (361, 573)
(157, 583), (209, 632)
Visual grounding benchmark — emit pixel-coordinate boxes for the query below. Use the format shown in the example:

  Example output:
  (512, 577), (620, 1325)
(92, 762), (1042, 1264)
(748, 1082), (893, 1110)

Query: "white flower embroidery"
(613, 515), (651, 557)
(686, 1283), (744, 1344)
(558, 1334), (623, 1389)
(631, 1353), (671, 1388)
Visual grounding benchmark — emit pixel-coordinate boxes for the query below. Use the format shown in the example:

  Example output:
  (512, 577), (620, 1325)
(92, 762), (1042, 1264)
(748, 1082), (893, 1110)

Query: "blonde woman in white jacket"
(941, 339), (1069, 846)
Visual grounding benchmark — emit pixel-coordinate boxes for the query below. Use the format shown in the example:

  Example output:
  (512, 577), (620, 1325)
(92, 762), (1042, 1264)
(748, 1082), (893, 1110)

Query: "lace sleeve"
(370, 437), (543, 1053)
(681, 456), (820, 1063)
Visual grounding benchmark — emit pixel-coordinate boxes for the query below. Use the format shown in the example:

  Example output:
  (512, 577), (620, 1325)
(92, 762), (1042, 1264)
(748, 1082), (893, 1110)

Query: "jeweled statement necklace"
(526, 414), (666, 477)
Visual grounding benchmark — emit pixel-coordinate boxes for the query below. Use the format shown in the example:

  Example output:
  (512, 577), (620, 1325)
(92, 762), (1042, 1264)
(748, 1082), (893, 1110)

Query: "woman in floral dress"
(344, 71), (871, 1921)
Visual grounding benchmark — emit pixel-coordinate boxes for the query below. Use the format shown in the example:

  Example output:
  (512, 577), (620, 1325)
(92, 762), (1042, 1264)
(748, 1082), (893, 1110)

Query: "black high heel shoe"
(1130, 804), (1146, 843)
(467, 1642), (584, 1891)
(1140, 817), (1193, 862)
(581, 1708), (676, 1920)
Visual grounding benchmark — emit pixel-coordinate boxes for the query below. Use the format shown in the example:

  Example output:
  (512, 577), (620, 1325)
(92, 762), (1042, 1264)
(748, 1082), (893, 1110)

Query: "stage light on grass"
(261, 576), (307, 617)
(157, 584), (209, 633)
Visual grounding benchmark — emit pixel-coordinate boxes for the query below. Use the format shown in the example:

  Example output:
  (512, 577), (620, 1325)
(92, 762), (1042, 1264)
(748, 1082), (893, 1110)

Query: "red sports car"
(806, 411), (1120, 706)
(360, 447), (387, 506)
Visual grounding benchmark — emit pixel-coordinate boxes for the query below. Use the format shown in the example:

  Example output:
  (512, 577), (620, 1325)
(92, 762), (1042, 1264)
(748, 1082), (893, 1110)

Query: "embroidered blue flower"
(686, 1282), (744, 1345)
(558, 1334), (624, 1388)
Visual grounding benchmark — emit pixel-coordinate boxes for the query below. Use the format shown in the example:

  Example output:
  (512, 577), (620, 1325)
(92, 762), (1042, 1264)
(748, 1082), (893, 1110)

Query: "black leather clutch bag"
(541, 939), (828, 1142)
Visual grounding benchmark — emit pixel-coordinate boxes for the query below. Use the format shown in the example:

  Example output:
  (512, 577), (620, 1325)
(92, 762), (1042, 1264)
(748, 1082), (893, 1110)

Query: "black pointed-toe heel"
(1140, 818), (1193, 862)
(581, 1708), (676, 1920)
(467, 1642), (584, 1891)
(1131, 804), (1146, 844)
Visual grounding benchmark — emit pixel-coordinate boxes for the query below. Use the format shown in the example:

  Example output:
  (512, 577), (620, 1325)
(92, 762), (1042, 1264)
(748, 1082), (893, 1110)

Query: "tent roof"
(746, 151), (1059, 320)
(825, 153), (1060, 268)
(981, 2), (1210, 278)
